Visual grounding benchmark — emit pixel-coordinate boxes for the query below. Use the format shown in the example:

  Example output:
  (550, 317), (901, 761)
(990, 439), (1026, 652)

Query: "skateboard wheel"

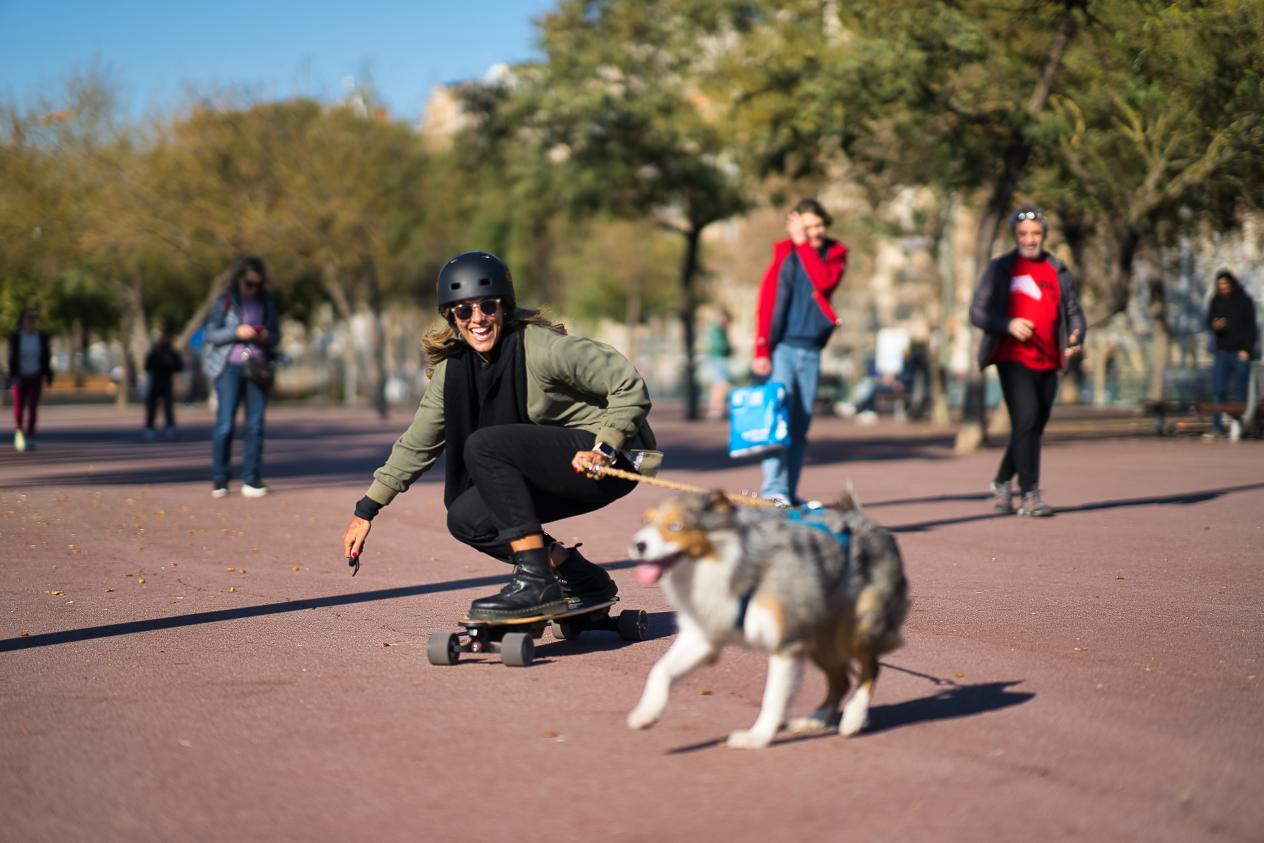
(427, 632), (461, 666)
(501, 632), (534, 667)
(617, 609), (648, 641)
(553, 620), (581, 640)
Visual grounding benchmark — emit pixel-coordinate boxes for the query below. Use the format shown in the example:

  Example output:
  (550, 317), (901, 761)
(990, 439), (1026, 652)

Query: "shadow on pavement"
(866, 680), (1033, 734)
(887, 481), (1264, 534)
(1, 561), (647, 652)
(666, 668), (1033, 754)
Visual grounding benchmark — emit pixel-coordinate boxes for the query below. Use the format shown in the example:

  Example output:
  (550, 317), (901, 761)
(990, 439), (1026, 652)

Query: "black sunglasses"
(451, 299), (501, 321)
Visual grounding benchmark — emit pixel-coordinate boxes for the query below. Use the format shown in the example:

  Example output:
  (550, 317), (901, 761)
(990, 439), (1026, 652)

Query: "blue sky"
(0, 0), (557, 121)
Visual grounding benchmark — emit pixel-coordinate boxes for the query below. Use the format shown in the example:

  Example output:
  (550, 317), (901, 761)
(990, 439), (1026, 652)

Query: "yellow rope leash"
(586, 463), (781, 508)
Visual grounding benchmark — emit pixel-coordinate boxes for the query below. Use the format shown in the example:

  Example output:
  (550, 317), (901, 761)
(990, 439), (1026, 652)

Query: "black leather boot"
(553, 543), (618, 607)
(467, 547), (567, 621)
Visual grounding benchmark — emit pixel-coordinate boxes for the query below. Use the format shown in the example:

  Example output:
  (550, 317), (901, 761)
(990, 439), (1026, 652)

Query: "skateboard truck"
(426, 598), (648, 668)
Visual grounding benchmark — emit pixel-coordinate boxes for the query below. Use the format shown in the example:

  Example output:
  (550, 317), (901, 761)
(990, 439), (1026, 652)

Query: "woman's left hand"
(572, 449), (612, 477)
(1065, 329), (1083, 359)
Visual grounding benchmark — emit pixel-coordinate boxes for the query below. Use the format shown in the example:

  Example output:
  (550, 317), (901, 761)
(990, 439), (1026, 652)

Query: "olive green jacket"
(365, 324), (656, 506)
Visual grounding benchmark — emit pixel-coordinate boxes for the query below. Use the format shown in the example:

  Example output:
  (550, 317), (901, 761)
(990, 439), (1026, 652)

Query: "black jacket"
(969, 250), (1086, 371)
(1207, 292), (1258, 357)
(7, 330), (53, 385)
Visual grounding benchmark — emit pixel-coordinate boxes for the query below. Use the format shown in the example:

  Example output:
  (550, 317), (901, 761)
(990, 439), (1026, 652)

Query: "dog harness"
(735, 505), (852, 630)
(785, 505), (853, 551)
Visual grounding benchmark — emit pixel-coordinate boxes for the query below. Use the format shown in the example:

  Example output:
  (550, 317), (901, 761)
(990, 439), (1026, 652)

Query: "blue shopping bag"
(728, 381), (790, 458)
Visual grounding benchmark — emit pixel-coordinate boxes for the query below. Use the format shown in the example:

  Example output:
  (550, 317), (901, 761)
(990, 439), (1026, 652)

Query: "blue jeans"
(760, 344), (822, 503)
(1211, 351), (1250, 432)
(212, 364), (268, 485)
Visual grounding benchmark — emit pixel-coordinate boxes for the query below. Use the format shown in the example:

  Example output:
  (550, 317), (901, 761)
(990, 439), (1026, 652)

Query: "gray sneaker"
(1017, 491), (1054, 517)
(990, 480), (1013, 514)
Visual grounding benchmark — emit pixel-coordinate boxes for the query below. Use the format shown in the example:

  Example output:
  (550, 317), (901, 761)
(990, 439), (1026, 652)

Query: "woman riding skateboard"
(341, 251), (657, 621)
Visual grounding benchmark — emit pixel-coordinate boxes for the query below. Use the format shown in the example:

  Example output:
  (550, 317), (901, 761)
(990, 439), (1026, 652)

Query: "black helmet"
(436, 251), (515, 315)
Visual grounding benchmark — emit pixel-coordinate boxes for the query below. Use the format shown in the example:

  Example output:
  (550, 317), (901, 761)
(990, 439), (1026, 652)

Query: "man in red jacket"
(752, 198), (847, 505)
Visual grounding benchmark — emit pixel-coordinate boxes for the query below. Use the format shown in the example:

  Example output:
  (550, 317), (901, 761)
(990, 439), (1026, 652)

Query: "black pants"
(995, 362), (1059, 494)
(447, 424), (638, 563)
(146, 383), (175, 429)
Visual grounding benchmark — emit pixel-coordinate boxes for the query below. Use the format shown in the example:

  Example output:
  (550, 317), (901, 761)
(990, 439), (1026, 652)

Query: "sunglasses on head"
(451, 299), (501, 321)
(1013, 209), (1044, 222)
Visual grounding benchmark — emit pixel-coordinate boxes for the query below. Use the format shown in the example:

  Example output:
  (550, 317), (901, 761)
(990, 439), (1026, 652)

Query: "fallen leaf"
(1115, 576), (1125, 581)
(954, 672), (965, 679)
(48, 590), (64, 596)
(292, 566), (301, 572)
(226, 566), (235, 572)
(382, 642), (391, 647)
(697, 688), (713, 696)
(228, 586), (237, 593)
(137, 578), (146, 584)
(539, 730), (558, 738)
(104, 588), (114, 593)
(19, 631), (29, 637)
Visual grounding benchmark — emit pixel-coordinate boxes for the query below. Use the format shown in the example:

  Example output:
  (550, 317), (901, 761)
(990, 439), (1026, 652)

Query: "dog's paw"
(627, 707), (660, 730)
(840, 688), (871, 736)
(787, 715), (831, 735)
(839, 705), (868, 737)
(726, 728), (774, 749)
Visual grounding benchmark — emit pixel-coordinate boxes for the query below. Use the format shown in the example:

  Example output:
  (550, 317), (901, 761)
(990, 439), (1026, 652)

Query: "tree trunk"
(321, 261), (360, 405)
(112, 277), (150, 411)
(677, 224), (703, 421)
(930, 192), (956, 426)
(956, 3), (1080, 451)
(1145, 274), (1171, 403)
(625, 279), (643, 364)
(365, 262), (389, 420)
(71, 320), (86, 387)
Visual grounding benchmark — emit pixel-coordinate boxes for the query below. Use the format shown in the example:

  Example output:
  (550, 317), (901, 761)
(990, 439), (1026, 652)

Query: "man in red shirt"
(969, 206), (1085, 516)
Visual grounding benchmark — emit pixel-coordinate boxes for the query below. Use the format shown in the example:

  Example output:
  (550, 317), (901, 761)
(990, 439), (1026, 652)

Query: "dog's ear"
(704, 489), (734, 515)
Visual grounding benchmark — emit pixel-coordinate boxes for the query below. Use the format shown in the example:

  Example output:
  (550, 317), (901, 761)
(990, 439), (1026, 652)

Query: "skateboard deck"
(460, 597), (619, 627)
(427, 597), (648, 667)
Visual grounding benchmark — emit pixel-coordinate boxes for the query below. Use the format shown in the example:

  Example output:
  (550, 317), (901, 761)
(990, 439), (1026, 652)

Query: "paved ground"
(1, 402), (1261, 842)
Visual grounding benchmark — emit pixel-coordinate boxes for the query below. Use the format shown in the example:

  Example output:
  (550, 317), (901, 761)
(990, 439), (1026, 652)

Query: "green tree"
(481, 0), (753, 419)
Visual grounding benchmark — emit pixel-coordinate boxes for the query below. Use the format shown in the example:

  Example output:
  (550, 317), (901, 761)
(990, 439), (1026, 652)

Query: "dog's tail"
(851, 530), (910, 655)
(834, 481), (863, 516)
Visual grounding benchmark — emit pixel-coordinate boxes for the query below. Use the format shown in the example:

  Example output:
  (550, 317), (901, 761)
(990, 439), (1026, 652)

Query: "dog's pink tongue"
(634, 562), (665, 586)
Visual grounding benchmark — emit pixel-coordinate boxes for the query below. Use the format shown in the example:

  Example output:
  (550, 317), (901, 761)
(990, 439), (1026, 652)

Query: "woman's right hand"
(343, 516), (372, 561)
(1008, 318), (1034, 342)
(235, 324), (258, 341)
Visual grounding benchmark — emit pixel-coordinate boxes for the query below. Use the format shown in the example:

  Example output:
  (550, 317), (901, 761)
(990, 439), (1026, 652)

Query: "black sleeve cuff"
(354, 495), (383, 522)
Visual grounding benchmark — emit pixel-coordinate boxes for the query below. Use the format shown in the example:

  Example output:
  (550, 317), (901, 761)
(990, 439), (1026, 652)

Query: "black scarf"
(442, 326), (530, 506)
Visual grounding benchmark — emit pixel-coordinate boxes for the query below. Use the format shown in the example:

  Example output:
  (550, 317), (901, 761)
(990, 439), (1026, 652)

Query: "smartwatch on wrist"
(594, 442), (618, 464)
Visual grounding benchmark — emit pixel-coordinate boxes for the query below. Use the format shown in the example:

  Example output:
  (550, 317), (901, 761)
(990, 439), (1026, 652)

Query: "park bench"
(1145, 398), (1264, 438)
(1143, 398), (1201, 436)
